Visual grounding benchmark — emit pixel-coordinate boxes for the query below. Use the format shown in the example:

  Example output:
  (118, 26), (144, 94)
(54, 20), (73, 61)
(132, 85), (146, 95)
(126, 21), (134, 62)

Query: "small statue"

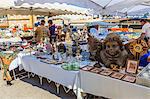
(66, 45), (73, 56)
(88, 35), (101, 60)
(79, 26), (88, 42)
(98, 33), (128, 69)
(45, 42), (53, 54)
(58, 43), (66, 53)
(65, 32), (72, 44)
(76, 46), (82, 60)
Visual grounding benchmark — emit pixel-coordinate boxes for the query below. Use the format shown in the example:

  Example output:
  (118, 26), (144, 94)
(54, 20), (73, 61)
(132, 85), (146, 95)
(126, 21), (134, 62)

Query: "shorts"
(50, 35), (57, 42)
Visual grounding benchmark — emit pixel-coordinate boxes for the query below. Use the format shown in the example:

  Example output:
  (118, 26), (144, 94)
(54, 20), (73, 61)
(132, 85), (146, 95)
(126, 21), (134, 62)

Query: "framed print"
(110, 72), (125, 80)
(81, 66), (93, 71)
(122, 75), (136, 83)
(100, 69), (113, 76)
(90, 67), (103, 74)
(126, 60), (139, 74)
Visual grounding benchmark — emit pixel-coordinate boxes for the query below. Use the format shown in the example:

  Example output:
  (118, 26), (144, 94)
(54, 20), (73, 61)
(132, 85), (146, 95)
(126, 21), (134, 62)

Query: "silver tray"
(136, 64), (150, 87)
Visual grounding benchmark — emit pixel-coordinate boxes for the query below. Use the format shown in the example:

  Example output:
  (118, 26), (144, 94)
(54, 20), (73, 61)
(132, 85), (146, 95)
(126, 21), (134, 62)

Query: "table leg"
(82, 93), (87, 99)
(55, 83), (60, 94)
(47, 79), (52, 84)
(28, 72), (30, 78)
(12, 69), (16, 80)
(39, 76), (43, 85)
(63, 86), (71, 93)
(31, 73), (35, 77)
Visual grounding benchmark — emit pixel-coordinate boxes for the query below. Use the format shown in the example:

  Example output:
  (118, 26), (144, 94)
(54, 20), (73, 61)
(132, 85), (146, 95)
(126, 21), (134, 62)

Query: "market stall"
(78, 32), (150, 98)
(20, 54), (95, 94)
(1, 0), (150, 99)
(1, 26), (149, 99)
(0, 37), (22, 43)
(79, 68), (150, 99)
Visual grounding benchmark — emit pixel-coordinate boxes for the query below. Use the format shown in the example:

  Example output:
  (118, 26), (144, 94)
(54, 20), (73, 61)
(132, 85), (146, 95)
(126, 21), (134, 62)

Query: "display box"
(90, 67), (103, 74)
(136, 64), (150, 87)
(122, 75), (136, 83)
(100, 69), (113, 76)
(81, 66), (93, 71)
(110, 72), (125, 80)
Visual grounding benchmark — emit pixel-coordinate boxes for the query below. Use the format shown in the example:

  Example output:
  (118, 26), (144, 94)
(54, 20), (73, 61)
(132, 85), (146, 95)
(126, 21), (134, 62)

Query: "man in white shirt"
(140, 19), (150, 41)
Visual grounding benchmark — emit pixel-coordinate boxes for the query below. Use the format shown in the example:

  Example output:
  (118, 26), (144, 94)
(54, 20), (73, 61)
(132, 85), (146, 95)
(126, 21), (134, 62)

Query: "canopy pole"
(30, 7), (34, 31)
(31, 14), (34, 30)
(6, 11), (9, 28)
(5, 9), (9, 28)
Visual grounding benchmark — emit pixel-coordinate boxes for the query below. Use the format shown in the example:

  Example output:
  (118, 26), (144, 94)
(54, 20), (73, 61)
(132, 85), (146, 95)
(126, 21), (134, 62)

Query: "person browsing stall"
(139, 19), (150, 67)
(140, 19), (150, 41)
(35, 20), (49, 43)
(48, 20), (56, 43)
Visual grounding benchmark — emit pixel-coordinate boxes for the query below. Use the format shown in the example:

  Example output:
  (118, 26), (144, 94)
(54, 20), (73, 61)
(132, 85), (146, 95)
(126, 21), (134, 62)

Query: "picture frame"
(90, 67), (103, 74)
(110, 72), (125, 80)
(126, 60), (139, 74)
(100, 69), (113, 76)
(122, 75), (136, 83)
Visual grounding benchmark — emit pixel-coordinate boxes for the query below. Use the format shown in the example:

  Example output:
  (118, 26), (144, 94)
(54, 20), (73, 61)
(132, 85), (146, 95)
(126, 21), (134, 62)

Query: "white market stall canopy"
(14, 0), (150, 15)
(15, 3), (91, 15)
(2, 0), (150, 16)
(0, 0), (91, 16)
(14, 0), (102, 14)
(89, 0), (150, 15)
(127, 5), (150, 16)
(104, 0), (150, 15)
(0, 7), (82, 16)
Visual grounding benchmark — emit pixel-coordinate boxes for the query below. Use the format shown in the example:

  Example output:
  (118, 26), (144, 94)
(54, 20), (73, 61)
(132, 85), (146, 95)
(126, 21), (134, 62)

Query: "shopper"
(63, 24), (68, 34)
(0, 51), (17, 86)
(57, 26), (62, 42)
(140, 19), (150, 42)
(48, 20), (56, 43)
(35, 20), (49, 43)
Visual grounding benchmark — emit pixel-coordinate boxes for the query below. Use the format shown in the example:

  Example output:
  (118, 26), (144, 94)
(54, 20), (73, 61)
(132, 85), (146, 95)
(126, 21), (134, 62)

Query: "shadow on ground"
(21, 74), (76, 99)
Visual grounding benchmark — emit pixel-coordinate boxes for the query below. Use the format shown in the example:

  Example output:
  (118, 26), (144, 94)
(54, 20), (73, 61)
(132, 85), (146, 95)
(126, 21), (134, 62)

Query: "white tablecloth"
(0, 37), (22, 43)
(79, 70), (150, 99)
(9, 53), (150, 99)
(9, 58), (19, 71)
(9, 52), (35, 71)
(20, 55), (95, 92)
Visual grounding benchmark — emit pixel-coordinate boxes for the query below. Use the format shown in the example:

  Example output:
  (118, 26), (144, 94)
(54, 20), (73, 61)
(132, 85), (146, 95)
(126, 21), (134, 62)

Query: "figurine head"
(58, 43), (66, 53)
(104, 33), (123, 56)
(83, 26), (88, 32)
